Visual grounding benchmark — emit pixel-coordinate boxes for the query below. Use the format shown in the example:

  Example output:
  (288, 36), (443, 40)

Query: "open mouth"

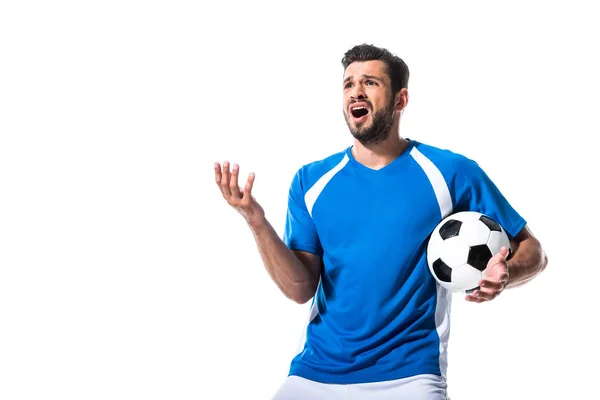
(350, 103), (370, 121)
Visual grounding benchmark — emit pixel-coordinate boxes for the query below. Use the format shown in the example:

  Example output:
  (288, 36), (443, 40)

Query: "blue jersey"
(282, 139), (526, 384)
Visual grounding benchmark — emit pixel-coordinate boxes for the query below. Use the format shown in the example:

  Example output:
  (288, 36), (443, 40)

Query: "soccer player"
(214, 44), (548, 399)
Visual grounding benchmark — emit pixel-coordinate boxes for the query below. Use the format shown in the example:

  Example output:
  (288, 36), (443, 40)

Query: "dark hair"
(341, 44), (410, 95)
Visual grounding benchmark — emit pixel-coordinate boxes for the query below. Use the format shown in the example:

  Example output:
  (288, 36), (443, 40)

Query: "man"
(214, 44), (547, 399)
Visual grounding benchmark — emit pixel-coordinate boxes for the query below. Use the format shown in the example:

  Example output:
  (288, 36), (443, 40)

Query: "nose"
(350, 84), (366, 100)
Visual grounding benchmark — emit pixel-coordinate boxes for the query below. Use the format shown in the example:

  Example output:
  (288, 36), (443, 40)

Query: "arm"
(505, 225), (548, 289)
(215, 161), (321, 304)
(456, 159), (548, 302)
(249, 218), (321, 304)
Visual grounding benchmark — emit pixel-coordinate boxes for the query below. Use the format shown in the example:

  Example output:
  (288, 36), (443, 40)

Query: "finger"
(488, 248), (508, 269)
(229, 164), (242, 199)
(494, 246), (510, 263)
(470, 288), (495, 301)
(214, 162), (222, 185)
(220, 161), (232, 197)
(477, 279), (504, 292)
(241, 172), (256, 202)
(465, 294), (484, 303)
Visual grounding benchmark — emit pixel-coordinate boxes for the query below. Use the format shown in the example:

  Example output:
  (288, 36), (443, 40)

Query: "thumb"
(492, 246), (510, 264)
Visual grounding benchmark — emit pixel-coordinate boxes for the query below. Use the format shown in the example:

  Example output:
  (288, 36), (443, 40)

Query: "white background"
(1, 1), (598, 399)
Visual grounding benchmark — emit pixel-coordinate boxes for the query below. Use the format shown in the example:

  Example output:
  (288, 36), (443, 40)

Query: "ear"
(394, 88), (409, 112)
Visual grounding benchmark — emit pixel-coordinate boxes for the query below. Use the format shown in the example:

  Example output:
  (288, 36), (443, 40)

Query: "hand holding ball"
(426, 211), (511, 294)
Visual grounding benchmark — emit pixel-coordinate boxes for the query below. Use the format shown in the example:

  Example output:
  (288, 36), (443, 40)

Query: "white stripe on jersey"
(409, 147), (453, 219)
(410, 145), (454, 380)
(304, 154), (349, 217)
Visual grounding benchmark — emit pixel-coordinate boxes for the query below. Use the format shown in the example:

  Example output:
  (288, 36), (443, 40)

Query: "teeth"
(351, 106), (366, 110)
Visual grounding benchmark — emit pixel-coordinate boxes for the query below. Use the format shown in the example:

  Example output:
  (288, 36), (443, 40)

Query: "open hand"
(214, 161), (265, 226)
(465, 246), (510, 303)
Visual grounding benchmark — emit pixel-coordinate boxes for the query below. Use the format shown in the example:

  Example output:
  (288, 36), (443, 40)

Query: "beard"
(344, 98), (395, 146)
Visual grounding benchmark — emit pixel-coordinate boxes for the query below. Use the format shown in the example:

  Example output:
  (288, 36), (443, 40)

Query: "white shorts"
(272, 374), (449, 400)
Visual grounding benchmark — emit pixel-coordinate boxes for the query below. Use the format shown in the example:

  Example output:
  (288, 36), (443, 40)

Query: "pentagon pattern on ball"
(426, 211), (511, 293)
(467, 244), (493, 271)
(479, 215), (501, 232)
(432, 259), (452, 282)
(439, 219), (462, 240)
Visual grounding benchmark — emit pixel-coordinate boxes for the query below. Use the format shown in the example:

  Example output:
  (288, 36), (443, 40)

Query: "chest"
(311, 168), (443, 246)
(309, 167), (446, 297)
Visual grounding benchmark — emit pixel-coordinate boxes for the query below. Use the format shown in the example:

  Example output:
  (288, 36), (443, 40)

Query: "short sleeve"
(455, 159), (527, 239)
(282, 169), (323, 256)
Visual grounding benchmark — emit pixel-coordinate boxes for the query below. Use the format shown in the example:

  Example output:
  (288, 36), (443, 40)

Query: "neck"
(352, 134), (409, 170)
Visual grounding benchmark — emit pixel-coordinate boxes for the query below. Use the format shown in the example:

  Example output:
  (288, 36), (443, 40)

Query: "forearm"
(506, 236), (548, 289)
(248, 218), (317, 303)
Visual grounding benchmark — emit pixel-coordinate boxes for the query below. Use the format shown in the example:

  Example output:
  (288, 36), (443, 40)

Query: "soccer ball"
(426, 211), (511, 293)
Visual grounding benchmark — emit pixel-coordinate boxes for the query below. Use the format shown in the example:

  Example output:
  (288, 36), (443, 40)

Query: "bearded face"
(344, 95), (395, 146)
(342, 60), (398, 146)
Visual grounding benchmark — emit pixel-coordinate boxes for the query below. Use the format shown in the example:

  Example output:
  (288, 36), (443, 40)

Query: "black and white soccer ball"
(426, 211), (511, 293)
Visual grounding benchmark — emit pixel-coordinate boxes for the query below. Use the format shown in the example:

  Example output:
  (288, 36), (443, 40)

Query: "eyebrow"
(343, 74), (385, 83)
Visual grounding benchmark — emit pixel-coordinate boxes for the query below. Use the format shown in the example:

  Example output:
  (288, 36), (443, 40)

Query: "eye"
(366, 80), (377, 86)
(344, 82), (354, 89)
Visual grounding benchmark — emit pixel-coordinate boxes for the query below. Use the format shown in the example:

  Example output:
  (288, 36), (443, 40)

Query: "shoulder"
(292, 148), (350, 191)
(411, 140), (481, 176)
